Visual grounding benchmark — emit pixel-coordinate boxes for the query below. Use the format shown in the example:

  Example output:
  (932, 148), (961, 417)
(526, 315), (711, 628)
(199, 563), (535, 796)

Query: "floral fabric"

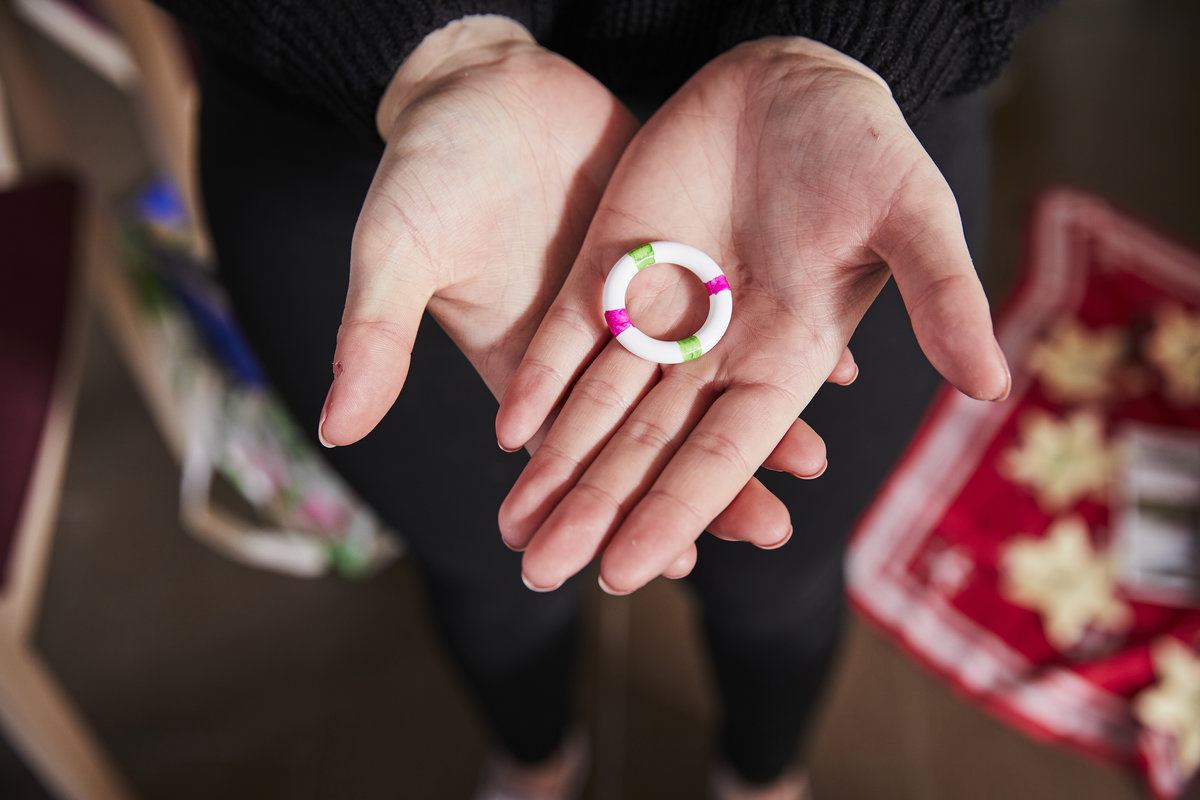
(119, 179), (399, 578)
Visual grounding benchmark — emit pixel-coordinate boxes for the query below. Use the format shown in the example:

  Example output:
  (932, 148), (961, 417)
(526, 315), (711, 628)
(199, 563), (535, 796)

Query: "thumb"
(318, 255), (434, 447)
(875, 176), (1010, 402)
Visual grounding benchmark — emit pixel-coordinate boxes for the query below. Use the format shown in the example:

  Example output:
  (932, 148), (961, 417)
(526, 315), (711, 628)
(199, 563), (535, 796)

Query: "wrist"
(730, 36), (892, 96)
(375, 15), (536, 139)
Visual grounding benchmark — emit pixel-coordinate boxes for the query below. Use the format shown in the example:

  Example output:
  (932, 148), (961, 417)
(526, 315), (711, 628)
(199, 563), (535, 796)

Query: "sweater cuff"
(193, 3), (535, 137)
(720, 1), (1042, 122)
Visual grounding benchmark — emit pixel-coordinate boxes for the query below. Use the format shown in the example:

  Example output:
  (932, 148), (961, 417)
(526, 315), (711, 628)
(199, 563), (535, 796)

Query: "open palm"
(497, 37), (1010, 594)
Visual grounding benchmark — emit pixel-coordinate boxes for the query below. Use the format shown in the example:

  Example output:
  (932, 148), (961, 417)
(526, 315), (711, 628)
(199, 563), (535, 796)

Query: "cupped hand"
(316, 16), (635, 444)
(496, 37), (1011, 594)
(317, 17), (831, 563)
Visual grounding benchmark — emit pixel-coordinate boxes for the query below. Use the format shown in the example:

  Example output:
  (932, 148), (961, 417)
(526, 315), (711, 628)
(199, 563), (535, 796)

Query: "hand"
(496, 37), (1010, 594)
(317, 17), (832, 563)
(317, 16), (636, 443)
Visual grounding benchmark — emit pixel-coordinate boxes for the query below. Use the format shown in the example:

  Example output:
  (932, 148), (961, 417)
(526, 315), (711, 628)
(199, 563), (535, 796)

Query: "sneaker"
(709, 765), (811, 800)
(471, 732), (589, 800)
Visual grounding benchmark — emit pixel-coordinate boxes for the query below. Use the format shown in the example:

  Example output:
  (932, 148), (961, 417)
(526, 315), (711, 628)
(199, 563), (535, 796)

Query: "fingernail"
(843, 364), (860, 386)
(501, 537), (525, 552)
(522, 572), (561, 593)
(498, 440), (521, 453)
(318, 398), (335, 448)
(318, 366), (341, 448)
(598, 575), (631, 596)
(793, 460), (827, 480)
(992, 340), (1012, 402)
(762, 525), (793, 550)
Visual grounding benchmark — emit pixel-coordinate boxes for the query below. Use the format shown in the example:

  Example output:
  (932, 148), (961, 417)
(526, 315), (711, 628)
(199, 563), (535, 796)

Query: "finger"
(598, 382), (802, 593)
(874, 175), (1010, 402)
(827, 347), (858, 386)
(318, 268), (432, 448)
(761, 418), (827, 479)
(518, 368), (716, 591)
(658, 545), (698, 581)
(496, 232), (704, 452)
(707, 476), (792, 547)
(498, 344), (659, 550)
(495, 265), (611, 452)
(602, 543), (697, 593)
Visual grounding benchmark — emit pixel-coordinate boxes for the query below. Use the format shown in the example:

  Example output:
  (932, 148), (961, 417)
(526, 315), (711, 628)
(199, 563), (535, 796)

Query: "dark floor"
(3, 0), (1198, 797)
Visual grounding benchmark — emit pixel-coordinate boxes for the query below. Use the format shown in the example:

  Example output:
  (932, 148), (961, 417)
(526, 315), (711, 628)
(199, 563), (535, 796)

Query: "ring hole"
(624, 261), (709, 340)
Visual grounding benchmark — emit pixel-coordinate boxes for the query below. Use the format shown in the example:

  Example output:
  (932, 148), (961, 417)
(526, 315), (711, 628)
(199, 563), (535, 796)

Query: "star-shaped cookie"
(1001, 516), (1132, 651)
(1002, 409), (1114, 512)
(1027, 317), (1127, 403)
(1135, 637), (1200, 776)
(1145, 304), (1200, 405)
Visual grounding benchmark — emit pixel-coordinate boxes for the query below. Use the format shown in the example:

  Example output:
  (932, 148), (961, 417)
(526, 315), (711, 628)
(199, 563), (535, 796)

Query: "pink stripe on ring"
(605, 308), (633, 336)
(705, 275), (730, 295)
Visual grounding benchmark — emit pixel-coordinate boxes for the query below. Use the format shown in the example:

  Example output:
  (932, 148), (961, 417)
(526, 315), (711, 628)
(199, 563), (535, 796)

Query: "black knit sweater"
(155, 1), (1049, 137)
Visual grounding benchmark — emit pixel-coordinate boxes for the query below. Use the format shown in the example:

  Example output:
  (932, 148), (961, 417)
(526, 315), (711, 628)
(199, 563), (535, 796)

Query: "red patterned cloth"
(848, 189), (1200, 798)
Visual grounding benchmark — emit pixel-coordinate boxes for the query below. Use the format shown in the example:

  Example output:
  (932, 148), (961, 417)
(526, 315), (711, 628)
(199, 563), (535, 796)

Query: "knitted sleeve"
(155, 1), (1051, 134)
(719, 0), (1052, 121)
(153, 1), (538, 135)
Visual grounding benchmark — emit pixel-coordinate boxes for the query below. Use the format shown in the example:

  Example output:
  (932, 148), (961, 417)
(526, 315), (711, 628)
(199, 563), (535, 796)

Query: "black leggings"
(196, 46), (987, 784)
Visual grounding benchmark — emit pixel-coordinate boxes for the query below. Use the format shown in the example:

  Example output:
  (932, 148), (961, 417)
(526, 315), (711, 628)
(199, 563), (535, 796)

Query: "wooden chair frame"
(0, 0), (198, 795)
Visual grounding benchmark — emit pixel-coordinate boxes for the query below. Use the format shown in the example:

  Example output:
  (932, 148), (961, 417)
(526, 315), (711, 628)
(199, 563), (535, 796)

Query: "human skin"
(317, 16), (836, 567)
(495, 36), (1011, 595)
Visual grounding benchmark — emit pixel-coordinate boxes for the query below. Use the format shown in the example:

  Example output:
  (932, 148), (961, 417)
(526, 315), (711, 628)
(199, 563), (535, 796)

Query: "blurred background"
(0, 0), (1197, 797)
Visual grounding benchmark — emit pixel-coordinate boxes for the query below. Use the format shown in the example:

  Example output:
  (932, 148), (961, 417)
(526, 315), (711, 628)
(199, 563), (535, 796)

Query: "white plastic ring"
(602, 241), (732, 364)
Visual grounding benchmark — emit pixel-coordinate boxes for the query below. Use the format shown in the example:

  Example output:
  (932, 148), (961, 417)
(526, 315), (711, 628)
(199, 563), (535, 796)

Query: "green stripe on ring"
(629, 243), (656, 271)
(678, 335), (703, 361)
